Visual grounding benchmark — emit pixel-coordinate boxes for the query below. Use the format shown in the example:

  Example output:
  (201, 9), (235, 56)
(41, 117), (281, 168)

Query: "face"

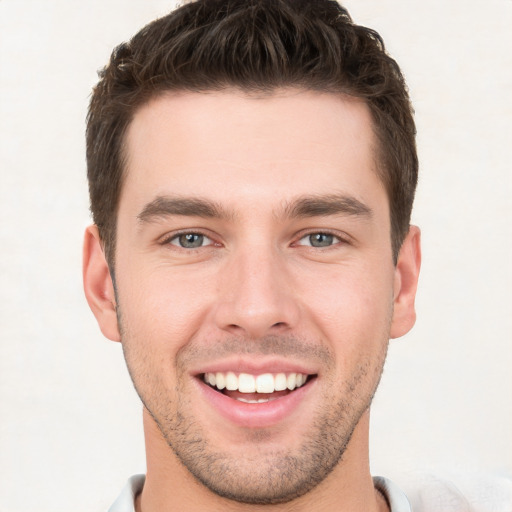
(85, 89), (419, 505)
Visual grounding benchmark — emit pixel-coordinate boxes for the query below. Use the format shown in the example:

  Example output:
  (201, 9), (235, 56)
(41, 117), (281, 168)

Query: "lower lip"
(196, 378), (315, 429)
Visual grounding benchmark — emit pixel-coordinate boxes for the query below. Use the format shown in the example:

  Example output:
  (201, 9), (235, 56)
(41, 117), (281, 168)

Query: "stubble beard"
(120, 328), (389, 505)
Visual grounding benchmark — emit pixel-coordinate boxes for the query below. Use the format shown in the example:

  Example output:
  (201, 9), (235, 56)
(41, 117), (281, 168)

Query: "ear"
(82, 225), (121, 342)
(390, 225), (421, 339)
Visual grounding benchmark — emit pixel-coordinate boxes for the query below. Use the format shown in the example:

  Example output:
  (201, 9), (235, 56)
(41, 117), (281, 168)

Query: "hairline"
(104, 86), (397, 271)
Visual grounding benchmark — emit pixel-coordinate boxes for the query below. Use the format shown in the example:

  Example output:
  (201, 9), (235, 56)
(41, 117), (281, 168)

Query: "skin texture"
(83, 89), (421, 511)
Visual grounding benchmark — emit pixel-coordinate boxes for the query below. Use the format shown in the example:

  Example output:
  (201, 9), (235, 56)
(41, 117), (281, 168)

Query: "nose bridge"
(214, 240), (299, 338)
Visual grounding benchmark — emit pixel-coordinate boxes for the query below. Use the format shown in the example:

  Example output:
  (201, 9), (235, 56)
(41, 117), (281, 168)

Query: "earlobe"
(82, 225), (121, 342)
(390, 225), (421, 339)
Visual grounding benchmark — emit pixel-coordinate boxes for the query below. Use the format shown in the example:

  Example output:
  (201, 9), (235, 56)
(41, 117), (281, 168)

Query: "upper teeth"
(203, 372), (308, 393)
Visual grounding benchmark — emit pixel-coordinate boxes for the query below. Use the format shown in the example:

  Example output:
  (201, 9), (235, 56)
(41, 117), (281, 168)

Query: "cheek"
(297, 264), (394, 352)
(115, 262), (214, 352)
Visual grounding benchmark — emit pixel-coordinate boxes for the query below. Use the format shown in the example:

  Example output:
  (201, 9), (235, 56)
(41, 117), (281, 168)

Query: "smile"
(194, 361), (318, 428)
(202, 371), (313, 404)
(204, 371), (308, 393)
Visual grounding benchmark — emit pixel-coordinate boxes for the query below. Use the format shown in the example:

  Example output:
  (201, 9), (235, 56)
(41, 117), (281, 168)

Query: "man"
(83, 0), (421, 510)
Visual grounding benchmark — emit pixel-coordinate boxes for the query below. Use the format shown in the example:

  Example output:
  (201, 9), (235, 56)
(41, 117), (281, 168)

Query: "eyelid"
(293, 229), (351, 247)
(157, 228), (351, 249)
(159, 229), (219, 248)
(171, 234), (212, 248)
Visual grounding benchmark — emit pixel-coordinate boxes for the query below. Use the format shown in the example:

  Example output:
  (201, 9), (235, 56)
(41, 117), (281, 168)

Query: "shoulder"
(106, 473), (512, 512)
(394, 472), (512, 512)
(374, 476), (413, 512)
(107, 474), (145, 512)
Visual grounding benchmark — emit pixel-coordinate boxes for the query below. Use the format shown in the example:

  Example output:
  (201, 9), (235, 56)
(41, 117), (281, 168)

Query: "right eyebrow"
(137, 195), (234, 223)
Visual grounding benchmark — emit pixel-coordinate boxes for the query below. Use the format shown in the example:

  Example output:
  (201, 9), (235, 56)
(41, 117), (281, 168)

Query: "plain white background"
(1, 1), (511, 511)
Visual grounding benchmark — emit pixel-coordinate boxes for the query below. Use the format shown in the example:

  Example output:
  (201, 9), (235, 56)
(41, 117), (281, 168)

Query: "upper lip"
(190, 357), (318, 377)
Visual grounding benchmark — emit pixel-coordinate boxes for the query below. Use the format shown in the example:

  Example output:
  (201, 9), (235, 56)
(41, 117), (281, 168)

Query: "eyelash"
(160, 229), (349, 251)
(160, 230), (218, 249)
(294, 230), (349, 249)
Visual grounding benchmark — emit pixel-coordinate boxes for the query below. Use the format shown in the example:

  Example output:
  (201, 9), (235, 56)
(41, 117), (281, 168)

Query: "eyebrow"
(283, 194), (373, 219)
(137, 193), (372, 224)
(137, 196), (233, 223)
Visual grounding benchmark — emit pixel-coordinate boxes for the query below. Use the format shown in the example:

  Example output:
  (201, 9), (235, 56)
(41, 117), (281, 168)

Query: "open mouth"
(202, 371), (315, 404)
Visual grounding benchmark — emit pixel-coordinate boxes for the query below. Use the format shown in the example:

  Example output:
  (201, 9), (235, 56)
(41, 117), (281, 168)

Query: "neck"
(136, 409), (388, 512)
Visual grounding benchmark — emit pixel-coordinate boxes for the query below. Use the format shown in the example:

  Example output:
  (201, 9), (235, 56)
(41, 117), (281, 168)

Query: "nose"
(213, 245), (300, 339)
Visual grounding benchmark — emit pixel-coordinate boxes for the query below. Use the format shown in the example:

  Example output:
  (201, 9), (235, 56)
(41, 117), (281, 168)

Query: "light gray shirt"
(108, 474), (412, 511)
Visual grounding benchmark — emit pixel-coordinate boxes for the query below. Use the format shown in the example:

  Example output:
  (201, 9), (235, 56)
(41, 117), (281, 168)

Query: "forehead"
(121, 89), (385, 217)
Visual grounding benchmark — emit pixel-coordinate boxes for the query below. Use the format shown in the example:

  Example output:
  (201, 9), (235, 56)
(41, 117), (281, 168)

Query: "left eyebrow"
(282, 194), (373, 219)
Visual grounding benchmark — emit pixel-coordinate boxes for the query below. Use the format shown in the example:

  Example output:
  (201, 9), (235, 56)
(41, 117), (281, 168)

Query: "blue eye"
(170, 233), (211, 248)
(298, 233), (339, 248)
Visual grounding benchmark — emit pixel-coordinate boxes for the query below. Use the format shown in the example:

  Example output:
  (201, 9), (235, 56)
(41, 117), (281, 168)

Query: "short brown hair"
(87, 0), (417, 266)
